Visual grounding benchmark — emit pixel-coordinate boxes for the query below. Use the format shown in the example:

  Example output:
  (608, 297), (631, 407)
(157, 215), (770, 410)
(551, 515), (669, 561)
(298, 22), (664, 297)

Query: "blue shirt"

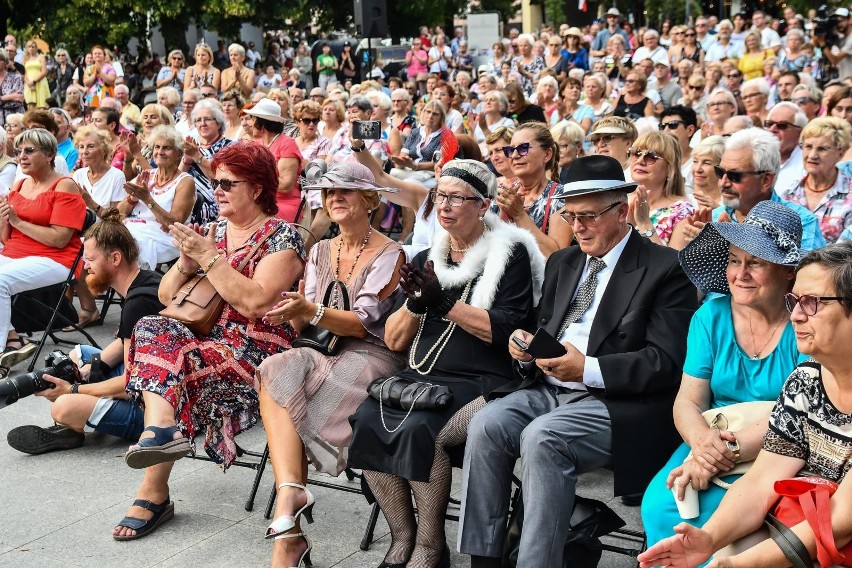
(57, 137), (78, 172)
(684, 296), (804, 409)
(712, 193), (827, 251)
(592, 28), (630, 52)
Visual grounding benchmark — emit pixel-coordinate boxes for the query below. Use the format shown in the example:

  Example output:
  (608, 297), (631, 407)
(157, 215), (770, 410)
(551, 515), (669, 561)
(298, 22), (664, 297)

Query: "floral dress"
(125, 218), (306, 467)
(84, 63), (116, 107)
(781, 170), (852, 244)
(511, 55), (545, 95)
(650, 199), (694, 245)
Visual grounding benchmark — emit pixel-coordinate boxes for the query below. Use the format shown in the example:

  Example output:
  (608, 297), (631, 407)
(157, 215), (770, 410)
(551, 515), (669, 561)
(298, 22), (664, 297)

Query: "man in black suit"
(458, 156), (697, 568)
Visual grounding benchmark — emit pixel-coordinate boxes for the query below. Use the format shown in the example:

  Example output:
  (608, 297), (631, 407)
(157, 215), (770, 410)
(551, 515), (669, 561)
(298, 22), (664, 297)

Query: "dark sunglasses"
(200, 92), (216, 98)
(713, 165), (767, 183)
(210, 178), (245, 192)
(685, 33), (696, 37)
(501, 142), (546, 157)
(659, 120), (684, 130)
(764, 120), (802, 131)
(688, 85), (704, 91)
(627, 148), (663, 163)
(300, 117), (320, 125)
(13, 146), (39, 157)
(784, 293), (844, 316)
(726, 73), (741, 79)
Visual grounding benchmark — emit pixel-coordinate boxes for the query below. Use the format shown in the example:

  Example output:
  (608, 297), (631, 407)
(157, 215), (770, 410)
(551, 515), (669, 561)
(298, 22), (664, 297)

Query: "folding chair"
(187, 442), (270, 512)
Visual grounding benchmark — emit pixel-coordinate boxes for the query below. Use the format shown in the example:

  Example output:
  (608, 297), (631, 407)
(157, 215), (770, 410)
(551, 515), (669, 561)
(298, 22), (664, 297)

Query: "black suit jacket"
(495, 229), (697, 495)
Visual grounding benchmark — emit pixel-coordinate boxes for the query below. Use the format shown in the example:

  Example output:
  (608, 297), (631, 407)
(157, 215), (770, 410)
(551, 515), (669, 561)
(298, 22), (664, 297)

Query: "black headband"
(442, 167), (490, 198)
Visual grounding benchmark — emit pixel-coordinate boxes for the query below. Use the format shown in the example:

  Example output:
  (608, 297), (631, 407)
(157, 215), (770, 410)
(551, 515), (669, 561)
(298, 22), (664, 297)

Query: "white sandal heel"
(264, 482), (316, 540)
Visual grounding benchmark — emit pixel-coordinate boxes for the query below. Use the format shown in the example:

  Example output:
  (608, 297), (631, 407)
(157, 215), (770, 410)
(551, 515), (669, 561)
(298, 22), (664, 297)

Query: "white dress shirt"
(545, 228), (632, 391)
(775, 145), (805, 198)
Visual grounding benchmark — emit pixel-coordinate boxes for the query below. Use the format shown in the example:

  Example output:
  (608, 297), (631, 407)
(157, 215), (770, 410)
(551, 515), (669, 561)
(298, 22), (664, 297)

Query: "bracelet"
(176, 263), (196, 277)
(309, 303), (325, 326)
(202, 253), (221, 273)
(70, 383), (80, 394)
(432, 293), (456, 319)
(402, 298), (425, 318)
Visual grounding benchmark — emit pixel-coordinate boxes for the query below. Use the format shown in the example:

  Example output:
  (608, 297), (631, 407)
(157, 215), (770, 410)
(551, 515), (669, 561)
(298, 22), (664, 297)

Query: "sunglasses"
(764, 120), (802, 131)
(14, 146), (39, 157)
(688, 85), (704, 91)
(792, 97), (813, 105)
(685, 33), (696, 37)
(200, 92), (216, 98)
(726, 73), (741, 79)
(713, 165), (767, 183)
(659, 120), (684, 130)
(300, 117), (320, 125)
(210, 178), (245, 192)
(784, 293), (844, 316)
(591, 134), (623, 145)
(500, 142), (547, 157)
(628, 148), (663, 163)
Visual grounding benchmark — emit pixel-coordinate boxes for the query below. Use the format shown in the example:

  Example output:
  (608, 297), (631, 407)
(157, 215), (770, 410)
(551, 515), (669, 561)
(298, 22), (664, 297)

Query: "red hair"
(211, 142), (279, 215)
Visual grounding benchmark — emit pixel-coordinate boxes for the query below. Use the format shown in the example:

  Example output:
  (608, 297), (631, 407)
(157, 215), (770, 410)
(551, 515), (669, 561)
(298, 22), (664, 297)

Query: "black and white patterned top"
(763, 361), (852, 483)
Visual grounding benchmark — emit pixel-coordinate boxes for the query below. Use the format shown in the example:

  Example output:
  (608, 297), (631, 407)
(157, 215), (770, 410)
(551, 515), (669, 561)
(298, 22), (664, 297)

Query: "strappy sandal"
(113, 497), (174, 541)
(265, 482), (316, 540)
(124, 425), (191, 469)
(276, 532), (313, 567)
(0, 336), (37, 369)
(61, 308), (101, 332)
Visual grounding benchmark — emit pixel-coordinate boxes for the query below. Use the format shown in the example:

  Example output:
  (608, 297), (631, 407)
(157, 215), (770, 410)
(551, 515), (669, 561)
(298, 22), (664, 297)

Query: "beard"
(85, 270), (112, 296)
(720, 191), (740, 210)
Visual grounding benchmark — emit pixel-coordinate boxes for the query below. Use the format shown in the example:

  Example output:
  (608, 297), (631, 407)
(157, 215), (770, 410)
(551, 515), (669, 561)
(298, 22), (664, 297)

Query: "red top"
(266, 134), (303, 223)
(4, 178), (87, 274)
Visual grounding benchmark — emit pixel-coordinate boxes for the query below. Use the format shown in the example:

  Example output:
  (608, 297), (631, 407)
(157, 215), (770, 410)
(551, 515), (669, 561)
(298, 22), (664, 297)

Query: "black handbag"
(292, 279), (349, 356)
(367, 375), (454, 434)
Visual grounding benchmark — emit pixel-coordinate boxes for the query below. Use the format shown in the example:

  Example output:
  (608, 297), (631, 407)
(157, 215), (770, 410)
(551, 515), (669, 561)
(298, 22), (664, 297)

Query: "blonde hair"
(801, 117), (852, 153)
(550, 120), (585, 149)
(141, 103), (175, 126)
(692, 135), (726, 164)
(631, 131), (684, 197)
(194, 44), (214, 63)
(73, 125), (113, 162)
(592, 116), (638, 144)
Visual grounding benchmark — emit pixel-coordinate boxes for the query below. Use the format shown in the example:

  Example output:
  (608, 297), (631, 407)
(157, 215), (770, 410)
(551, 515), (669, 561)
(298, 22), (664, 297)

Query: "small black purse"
(367, 375), (454, 433)
(292, 279), (349, 356)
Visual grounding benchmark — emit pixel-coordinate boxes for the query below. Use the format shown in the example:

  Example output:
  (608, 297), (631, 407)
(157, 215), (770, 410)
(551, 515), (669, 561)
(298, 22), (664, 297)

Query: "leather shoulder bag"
(291, 279), (349, 356)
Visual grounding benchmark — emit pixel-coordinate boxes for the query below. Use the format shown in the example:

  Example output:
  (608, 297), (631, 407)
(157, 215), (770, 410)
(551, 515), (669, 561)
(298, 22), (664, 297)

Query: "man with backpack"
(7, 217), (163, 455)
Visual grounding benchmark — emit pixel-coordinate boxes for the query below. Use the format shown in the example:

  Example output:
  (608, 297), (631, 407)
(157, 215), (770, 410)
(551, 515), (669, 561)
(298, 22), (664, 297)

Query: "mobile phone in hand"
(511, 335), (529, 351)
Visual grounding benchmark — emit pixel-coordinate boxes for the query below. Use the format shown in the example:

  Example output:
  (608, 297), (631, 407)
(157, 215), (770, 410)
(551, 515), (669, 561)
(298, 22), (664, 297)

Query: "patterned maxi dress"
(258, 239), (406, 476)
(126, 218), (306, 467)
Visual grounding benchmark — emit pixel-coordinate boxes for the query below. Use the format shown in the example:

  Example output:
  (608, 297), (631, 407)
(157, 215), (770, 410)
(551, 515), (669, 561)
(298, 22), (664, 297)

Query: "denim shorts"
(87, 398), (144, 441)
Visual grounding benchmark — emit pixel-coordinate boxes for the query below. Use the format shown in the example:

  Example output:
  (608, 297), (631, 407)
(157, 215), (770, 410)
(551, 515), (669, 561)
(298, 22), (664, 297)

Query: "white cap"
(606, 7), (621, 16)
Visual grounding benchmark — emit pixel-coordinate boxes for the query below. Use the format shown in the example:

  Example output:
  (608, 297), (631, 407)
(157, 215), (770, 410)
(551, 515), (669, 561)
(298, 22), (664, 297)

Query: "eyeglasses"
(688, 85), (704, 91)
(500, 142), (547, 157)
(799, 142), (837, 156)
(559, 202), (621, 226)
(194, 116), (215, 124)
(300, 117), (320, 125)
(628, 148), (663, 163)
(784, 293), (844, 316)
(792, 97), (813, 105)
(659, 120), (684, 130)
(200, 92), (216, 98)
(591, 134), (623, 145)
(429, 191), (480, 207)
(764, 120), (802, 131)
(708, 101), (733, 108)
(713, 165), (767, 183)
(210, 178), (246, 192)
(726, 73), (741, 79)
(13, 146), (39, 156)
(685, 33), (696, 37)
(741, 92), (763, 100)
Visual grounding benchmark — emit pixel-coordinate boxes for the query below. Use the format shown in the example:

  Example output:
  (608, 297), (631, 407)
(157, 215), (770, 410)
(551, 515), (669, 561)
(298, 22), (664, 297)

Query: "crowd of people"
(2, 5), (852, 568)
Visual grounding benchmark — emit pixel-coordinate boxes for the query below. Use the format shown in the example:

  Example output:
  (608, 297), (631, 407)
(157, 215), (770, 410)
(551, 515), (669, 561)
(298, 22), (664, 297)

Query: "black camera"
(813, 5), (844, 46)
(0, 350), (79, 409)
(352, 120), (381, 140)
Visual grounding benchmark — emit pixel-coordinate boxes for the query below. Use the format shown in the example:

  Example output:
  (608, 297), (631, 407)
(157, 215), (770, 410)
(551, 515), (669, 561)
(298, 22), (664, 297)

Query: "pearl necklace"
(408, 280), (473, 375)
(748, 312), (785, 360)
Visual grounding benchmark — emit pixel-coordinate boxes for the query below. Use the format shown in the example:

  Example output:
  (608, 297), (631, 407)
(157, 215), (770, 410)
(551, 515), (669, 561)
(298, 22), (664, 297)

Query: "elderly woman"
(614, 70), (654, 120)
(485, 126), (517, 187)
(156, 86), (181, 119)
(702, 88), (737, 139)
(113, 142), (305, 541)
(780, 117), (852, 244)
(791, 84), (822, 121)
(471, 90), (513, 153)
(257, 162), (405, 568)
(503, 82), (546, 125)
(0, 129), (85, 368)
(627, 131), (694, 249)
(390, 100), (446, 186)
(184, 43), (220, 92)
(510, 34), (545, 96)
(544, 36), (568, 80)
(639, 241), (852, 568)
(496, 122), (572, 256)
(534, 75), (560, 123)
(551, 120), (585, 184)
(72, 125), (126, 215)
(319, 98), (346, 144)
(82, 45), (116, 108)
(267, 88), (301, 139)
(156, 50), (186, 96)
(640, 201), (805, 551)
(366, 90), (393, 139)
(740, 78), (770, 126)
(220, 89), (245, 140)
(349, 159), (543, 568)
(691, 135), (725, 210)
(389, 88), (414, 137)
(118, 126), (195, 269)
(556, 77), (593, 131)
(0, 50), (25, 125)
(121, 103), (175, 177)
(221, 43), (255, 98)
(583, 72), (613, 122)
(776, 29), (811, 73)
(589, 116), (638, 175)
(180, 98), (232, 225)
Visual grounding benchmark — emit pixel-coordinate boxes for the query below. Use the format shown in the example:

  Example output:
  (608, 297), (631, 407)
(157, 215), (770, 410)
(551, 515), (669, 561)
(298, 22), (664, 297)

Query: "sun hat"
(477, 64), (491, 76)
(302, 161), (398, 193)
(550, 155), (637, 199)
(242, 98), (285, 123)
(678, 200), (803, 294)
(565, 27), (583, 38)
(607, 7), (621, 16)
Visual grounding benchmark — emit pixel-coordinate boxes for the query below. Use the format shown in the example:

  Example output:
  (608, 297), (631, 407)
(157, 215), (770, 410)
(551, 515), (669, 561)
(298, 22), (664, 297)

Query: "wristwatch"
(350, 143), (365, 153)
(640, 227), (655, 238)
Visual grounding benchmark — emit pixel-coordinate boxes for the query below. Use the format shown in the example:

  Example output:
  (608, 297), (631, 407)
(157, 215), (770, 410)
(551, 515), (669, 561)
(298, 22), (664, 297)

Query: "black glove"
(399, 262), (427, 314)
(408, 261), (455, 317)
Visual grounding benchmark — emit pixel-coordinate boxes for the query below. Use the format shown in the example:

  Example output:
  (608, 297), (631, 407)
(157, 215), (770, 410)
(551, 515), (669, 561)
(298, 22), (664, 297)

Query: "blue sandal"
(124, 425), (191, 469)
(113, 497), (174, 541)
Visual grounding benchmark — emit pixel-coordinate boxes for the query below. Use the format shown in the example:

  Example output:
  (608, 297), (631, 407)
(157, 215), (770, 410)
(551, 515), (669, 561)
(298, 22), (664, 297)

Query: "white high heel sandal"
(265, 482), (316, 540)
(276, 531), (313, 567)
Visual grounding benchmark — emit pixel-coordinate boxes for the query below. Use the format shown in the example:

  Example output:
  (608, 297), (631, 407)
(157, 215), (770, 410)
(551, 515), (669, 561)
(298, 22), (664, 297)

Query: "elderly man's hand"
(535, 341), (584, 382)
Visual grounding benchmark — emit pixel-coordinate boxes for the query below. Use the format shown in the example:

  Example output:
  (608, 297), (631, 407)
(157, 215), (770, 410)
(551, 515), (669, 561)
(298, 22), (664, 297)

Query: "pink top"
(406, 49), (429, 79)
(267, 135), (303, 223)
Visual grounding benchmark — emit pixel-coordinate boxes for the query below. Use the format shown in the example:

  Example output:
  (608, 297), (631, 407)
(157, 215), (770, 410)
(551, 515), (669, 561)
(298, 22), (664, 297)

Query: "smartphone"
(511, 335), (529, 351)
(352, 120), (381, 140)
(526, 328), (567, 359)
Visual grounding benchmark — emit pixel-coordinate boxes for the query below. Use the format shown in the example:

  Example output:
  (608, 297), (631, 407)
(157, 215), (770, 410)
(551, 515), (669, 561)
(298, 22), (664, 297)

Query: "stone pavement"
(0, 308), (644, 567)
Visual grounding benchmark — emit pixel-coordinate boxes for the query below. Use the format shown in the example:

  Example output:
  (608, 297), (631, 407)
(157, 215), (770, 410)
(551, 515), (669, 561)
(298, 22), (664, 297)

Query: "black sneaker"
(7, 424), (85, 455)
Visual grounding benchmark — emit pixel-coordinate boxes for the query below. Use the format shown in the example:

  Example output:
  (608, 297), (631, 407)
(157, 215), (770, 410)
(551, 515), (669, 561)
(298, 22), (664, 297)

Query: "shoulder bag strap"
(763, 514), (812, 568)
(321, 279), (351, 311)
(541, 181), (555, 234)
(233, 223), (283, 272)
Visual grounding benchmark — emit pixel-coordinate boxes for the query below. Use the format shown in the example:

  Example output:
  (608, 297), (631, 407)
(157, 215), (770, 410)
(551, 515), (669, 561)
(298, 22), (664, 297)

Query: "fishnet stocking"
(362, 470), (416, 565)
(408, 397), (487, 568)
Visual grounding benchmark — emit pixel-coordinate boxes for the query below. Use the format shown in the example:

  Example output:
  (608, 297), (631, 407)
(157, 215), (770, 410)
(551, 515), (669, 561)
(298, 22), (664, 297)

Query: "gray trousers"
(458, 383), (612, 568)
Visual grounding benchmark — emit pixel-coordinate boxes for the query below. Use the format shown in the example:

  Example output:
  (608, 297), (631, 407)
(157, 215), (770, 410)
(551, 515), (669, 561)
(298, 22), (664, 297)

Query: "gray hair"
(791, 83), (823, 102)
(366, 90), (392, 112)
(48, 107), (72, 126)
(191, 99), (226, 134)
(718, 19), (734, 31)
(550, 120), (585, 148)
(786, 28), (805, 41)
(488, 90), (509, 114)
(693, 134), (726, 163)
(724, 115), (754, 132)
(725, 127), (781, 176)
(346, 95), (374, 112)
(157, 86), (180, 107)
(709, 87), (737, 107)
(536, 75), (559, 94)
(797, 242), (852, 315)
(517, 33), (535, 47)
(115, 84), (130, 96)
(228, 43), (245, 57)
(55, 48), (69, 58)
(147, 125), (184, 153)
(643, 29), (660, 39)
(182, 88), (201, 102)
(15, 128), (57, 160)
(440, 158), (497, 200)
(769, 101), (808, 128)
(742, 77), (770, 97)
(456, 71), (472, 83)
(391, 88), (410, 102)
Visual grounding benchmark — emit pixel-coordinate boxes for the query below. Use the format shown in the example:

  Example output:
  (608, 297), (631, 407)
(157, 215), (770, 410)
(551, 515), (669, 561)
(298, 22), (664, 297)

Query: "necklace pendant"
(751, 353), (759, 360)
